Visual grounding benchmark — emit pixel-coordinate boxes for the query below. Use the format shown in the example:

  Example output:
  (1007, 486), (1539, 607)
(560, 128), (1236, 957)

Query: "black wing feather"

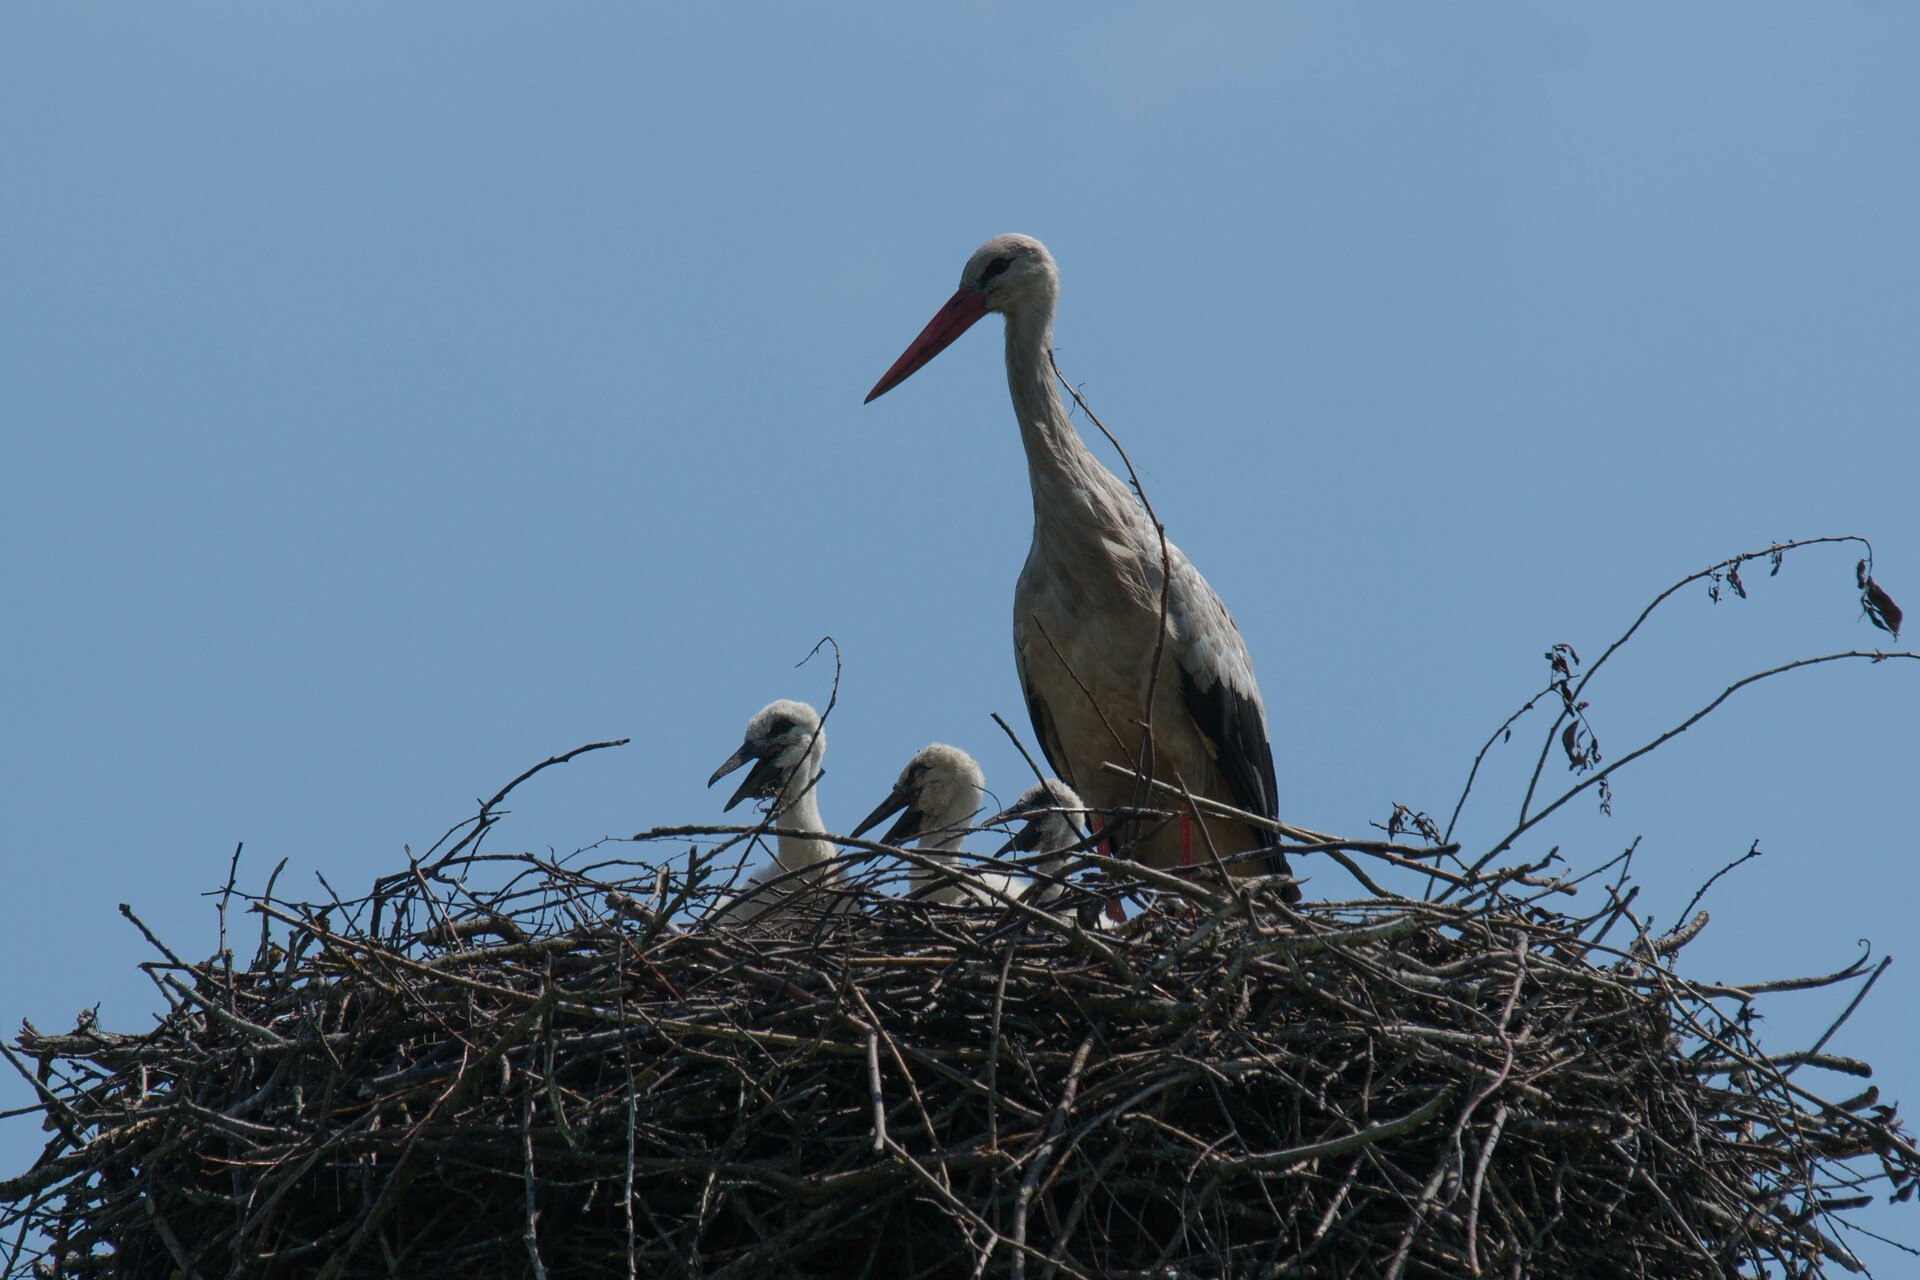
(1019, 660), (1073, 789)
(1176, 660), (1297, 897)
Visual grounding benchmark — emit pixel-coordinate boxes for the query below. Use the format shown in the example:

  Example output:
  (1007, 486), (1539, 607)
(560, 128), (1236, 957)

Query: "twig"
(1678, 840), (1764, 925)
(1785, 957), (1892, 1079)
(1466, 651), (1920, 883)
(991, 711), (1050, 788)
(521, 1093), (550, 1280)
(866, 1030), (887, 1155)
(399, 738), (630, 883)
(1050, 354), (1176, 829)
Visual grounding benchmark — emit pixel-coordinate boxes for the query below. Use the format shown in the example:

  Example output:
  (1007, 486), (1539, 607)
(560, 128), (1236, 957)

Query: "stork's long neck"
(1003, 302), (1134, 537)
(917, 814), (970, 856)
(910, 808), (970, 899)
(1024, 815), (1079, 907)
(772, 760), (832, 871)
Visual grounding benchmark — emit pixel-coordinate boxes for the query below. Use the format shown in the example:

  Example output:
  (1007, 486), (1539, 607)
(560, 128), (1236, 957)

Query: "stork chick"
(992, 779), (1088, 908)
(852, 744), (1012, 905)
(706, 700), (838, 921)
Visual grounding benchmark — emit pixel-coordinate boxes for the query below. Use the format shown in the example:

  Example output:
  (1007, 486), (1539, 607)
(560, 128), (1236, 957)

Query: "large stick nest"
(3, 791), (1914, 1280)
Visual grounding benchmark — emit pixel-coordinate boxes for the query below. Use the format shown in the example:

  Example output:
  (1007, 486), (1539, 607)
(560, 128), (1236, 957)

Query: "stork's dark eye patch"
(982, 256), (1013, 283)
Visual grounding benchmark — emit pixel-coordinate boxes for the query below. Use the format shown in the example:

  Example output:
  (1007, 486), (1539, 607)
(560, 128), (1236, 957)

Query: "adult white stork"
(851, 743), (1016, 905)
(866, 235), (1300, 903)
(706, 700), (840, 921)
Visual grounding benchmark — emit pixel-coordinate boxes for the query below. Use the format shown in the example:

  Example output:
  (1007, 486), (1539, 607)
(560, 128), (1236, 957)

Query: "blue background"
(4, 3), (1915, 1267)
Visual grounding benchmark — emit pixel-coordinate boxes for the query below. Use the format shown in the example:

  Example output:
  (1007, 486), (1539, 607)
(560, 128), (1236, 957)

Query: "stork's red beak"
(864, 287), (989, 403)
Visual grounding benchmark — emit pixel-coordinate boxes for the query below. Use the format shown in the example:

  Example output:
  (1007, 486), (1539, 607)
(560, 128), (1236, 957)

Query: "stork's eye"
(981, 256), (1013, 283)
(767, 716), (795, 735)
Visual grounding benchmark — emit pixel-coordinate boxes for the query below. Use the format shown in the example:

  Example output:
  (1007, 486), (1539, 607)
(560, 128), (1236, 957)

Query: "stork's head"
(707, 700), (825, 813)
(992, 779), (1086, 857)
(864, 233), (1058, 403)
(961, 233), (1058, 316)
(851, 743), (985, 846)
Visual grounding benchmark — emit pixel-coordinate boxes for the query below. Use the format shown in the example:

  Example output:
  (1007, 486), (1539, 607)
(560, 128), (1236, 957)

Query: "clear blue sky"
(4, 3), (1916, 1265)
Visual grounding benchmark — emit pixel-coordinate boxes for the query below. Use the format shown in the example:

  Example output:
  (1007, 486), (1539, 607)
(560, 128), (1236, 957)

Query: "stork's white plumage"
(851, 743), (1016, 905)
(706, 700), (839, 921)
(866, 235), (1300, 903)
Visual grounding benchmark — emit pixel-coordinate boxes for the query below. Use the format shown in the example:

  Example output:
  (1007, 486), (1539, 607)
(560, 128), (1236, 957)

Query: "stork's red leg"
(1087, 813), (1128, 923)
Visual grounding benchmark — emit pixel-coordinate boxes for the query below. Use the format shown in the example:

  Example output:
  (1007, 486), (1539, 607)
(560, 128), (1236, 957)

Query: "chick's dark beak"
(988, 805), (1038, 857)
(852, 787), (918, 844)
(880, 805), (927, 847)
(708, 741), (789, 812)
(707, 742), (754, 790)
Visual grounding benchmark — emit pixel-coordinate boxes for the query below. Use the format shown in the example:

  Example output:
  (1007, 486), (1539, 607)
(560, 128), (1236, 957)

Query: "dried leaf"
(1726, 563), (1746, 599)
(1863, 576), (1903, 639)
(1561, 722), (1584, 768)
